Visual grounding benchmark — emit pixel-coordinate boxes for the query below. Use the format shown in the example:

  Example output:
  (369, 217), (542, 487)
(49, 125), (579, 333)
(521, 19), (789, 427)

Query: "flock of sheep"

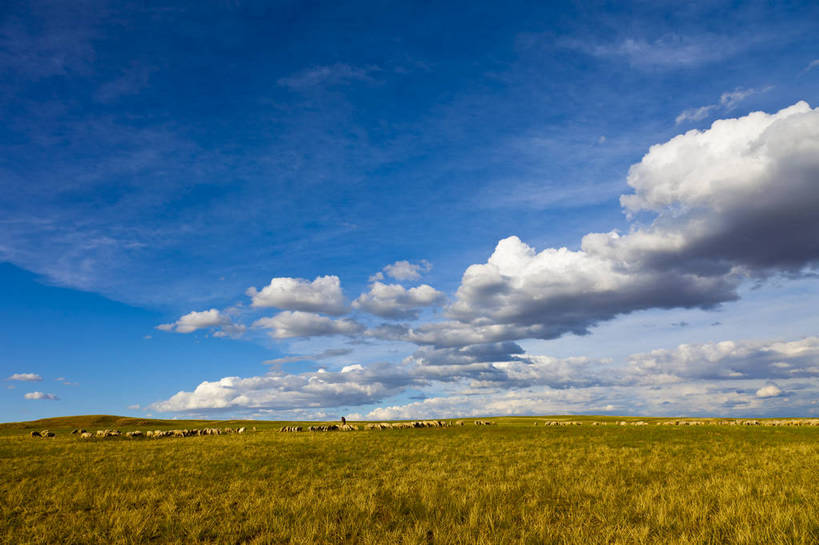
(279, 420), (494, 432)
(26, 418), (819, 439)
(537, 419), (819, 426)
(29, 426), (252, 439)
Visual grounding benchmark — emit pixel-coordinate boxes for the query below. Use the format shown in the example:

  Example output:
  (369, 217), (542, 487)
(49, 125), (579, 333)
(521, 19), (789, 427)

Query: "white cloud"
(128, 403), (141, 410)
(157, 309), (245, 337)
(438, 102), (819, 346)
(24, 391), (58, 400)
(676, 87), (769, 124)
(7, 373), (42, 382)
(366, 388), (601, 420)
(565, 34), (747, 69)
(803, 59), (819, 73)
(756, 384), (783, 398)
(353, 282), (445, 319)
(628, 337), (819, 381)
(675, 105), (717, 124)
(150, 333), (819, 417)
(254, 311), (364, 339)
(151, 362), (416, 412)
(382, 260), (431, 281)
(246, 275), (346, 315)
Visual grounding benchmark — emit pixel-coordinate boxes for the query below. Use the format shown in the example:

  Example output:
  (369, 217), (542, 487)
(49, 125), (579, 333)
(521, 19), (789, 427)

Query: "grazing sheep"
(125, 431), (143, 438)
(80, 432), (93, 439)
(237, 427), (246, 434)
(455, 421), (464, 426)
(71, 429), (79, 435)
(309, 425), (340, 432)
(30, 431), (41, 437)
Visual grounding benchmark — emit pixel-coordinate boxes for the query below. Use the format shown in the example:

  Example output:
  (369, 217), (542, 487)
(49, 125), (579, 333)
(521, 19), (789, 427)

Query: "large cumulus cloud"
(443, 102), (819, 345)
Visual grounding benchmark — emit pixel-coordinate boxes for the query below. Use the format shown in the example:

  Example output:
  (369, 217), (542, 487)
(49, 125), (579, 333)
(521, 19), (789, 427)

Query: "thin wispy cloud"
(802, 59), (819, 73)
(676, 87), (771, 124)
(7, 373), (43, 382)
(277, 63), (378, 89)
(561, 34), (747, 69)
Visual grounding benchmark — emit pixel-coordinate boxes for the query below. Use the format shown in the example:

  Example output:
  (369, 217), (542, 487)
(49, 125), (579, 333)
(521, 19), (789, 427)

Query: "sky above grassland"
(2, 1), (819, 422)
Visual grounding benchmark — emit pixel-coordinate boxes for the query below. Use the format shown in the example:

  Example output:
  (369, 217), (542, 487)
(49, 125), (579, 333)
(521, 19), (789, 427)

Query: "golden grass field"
(2, 415), (818, 544)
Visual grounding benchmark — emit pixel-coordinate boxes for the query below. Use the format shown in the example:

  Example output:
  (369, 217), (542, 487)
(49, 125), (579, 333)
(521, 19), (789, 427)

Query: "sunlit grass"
(2, 416), (818, 544)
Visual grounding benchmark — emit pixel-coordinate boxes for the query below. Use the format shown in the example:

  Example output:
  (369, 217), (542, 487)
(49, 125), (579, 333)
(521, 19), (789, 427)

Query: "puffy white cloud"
(353, 282), (445, 319)
(246, 275), (346, 315)
(382, 260), (431, 281)
(7, 373), (42, 382)
(24, 391), (58, 400)
(442, 235), (736, 345)
(157, 309), (245, 337)
(151, 362), (417, 412)
(254, 311), (364, 339)
(628, 337), (819, 381)
(756, 384), (783, 398)
(442, 103), (819, 346)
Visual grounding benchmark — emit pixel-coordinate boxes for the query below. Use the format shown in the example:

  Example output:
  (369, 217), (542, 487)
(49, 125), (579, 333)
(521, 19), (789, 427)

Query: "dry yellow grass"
(2, 416), (818, 544)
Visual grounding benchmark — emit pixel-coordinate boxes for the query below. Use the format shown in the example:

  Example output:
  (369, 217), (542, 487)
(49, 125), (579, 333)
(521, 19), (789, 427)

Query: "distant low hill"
(0, 414), (258, 431)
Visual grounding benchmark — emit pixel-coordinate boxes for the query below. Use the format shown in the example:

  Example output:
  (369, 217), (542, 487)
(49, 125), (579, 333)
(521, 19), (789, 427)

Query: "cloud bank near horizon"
(151, 335), (819, 418)
(152, 103), (819, 417)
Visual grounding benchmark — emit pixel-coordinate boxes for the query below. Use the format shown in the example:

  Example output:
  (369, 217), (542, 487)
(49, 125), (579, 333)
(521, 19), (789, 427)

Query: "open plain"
(2, 415), (818, 545)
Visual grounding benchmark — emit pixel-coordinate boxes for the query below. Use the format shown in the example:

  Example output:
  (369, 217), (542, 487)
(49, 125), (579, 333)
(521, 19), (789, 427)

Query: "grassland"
(2, 415), (818, 544)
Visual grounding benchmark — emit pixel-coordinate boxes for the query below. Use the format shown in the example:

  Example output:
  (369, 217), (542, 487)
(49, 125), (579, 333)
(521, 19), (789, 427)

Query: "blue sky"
(2, 1), (819, 421)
